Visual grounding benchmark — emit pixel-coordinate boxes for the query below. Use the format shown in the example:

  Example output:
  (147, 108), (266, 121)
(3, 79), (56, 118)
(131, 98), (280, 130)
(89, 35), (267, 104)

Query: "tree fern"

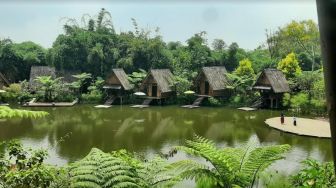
(173, 135), (290, 188)
(0, 106), (48, 119)
(69, 148), (180, 188)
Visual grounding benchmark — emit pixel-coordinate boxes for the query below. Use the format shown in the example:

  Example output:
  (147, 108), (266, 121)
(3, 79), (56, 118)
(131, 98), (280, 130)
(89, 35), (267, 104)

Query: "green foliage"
(81, 77), (104, 103)
(0, 140), (66, 188)
(260, 171), (292, 188)
(70, 73), (92, 101)
(1, 83), (23, 103)
(173, 74), (192, 96)
(234, 58), (255, 78)
(0, 106), (48, 119)
(173, 135), (291, 188)
(290, 92), (309, 111)
(0, 39), (47, 82)
(35, 76), (63, 102)
(69, 148), (179, 188)
(266, 20), (321, 71)
(128, 69), (147, 90)
(277, 52), (302, 78)
(205, 97), (222, 107)
(291, 159), (336, 187)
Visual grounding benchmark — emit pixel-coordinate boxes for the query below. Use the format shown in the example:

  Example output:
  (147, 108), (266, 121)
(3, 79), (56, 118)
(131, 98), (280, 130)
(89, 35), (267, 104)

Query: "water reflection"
(0, 106), (332, 166)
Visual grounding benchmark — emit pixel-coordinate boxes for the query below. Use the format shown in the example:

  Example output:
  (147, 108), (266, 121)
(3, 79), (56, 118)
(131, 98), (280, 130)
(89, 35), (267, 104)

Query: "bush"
(291, 159), (336, 187)
(205, 97), (222, 106)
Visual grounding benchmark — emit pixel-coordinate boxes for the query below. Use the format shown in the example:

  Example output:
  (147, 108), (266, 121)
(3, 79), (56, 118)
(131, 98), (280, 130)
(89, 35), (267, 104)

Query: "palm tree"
(173, 135), (290, 188)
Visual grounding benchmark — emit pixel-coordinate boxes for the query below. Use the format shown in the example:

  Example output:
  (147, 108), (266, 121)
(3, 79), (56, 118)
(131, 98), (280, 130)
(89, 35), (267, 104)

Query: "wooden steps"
(181, 96), (206, 109)
(131, 98), (153, 108)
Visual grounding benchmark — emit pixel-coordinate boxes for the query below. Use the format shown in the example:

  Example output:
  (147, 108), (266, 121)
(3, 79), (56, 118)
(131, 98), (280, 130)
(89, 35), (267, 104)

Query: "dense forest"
(0, 8), (325, 113)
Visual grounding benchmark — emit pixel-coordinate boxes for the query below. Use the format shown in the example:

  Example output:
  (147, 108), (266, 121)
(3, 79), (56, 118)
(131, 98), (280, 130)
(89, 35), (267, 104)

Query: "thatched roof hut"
(253, 69), (290, 93)
(29, 66), (56, 90)
(253, 69), (290, 108)
(141, 69), (174, 98)
(195, 66), (231, 97)
(0, 72), (10, 89)
(104, 68), (133, 91)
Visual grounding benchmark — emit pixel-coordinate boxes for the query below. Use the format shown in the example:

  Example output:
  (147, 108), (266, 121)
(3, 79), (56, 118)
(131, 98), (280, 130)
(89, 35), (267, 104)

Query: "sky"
(0, 1), (318, 50)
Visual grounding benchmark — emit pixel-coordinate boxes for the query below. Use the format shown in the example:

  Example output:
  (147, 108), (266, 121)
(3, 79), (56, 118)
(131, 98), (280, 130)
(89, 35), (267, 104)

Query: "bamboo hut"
(29, 66), (56, 90)
(102, 68), (133, 105)
(141, 69), (175, 99)
(0, 73), (10, 89)
(195, 66), (231, 97)
(253, 69), (290, 109)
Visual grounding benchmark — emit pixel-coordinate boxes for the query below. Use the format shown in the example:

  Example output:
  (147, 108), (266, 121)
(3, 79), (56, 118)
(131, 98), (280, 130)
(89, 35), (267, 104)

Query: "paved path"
(265, 117), (331, 138)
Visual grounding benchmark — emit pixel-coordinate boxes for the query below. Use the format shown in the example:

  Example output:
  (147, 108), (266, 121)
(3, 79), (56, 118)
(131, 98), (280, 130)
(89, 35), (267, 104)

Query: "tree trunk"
(316, 0), (336, 171)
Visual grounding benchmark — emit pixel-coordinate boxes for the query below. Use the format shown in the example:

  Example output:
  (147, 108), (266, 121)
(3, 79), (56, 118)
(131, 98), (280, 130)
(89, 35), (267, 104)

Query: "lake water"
(0, 105), (332, 186)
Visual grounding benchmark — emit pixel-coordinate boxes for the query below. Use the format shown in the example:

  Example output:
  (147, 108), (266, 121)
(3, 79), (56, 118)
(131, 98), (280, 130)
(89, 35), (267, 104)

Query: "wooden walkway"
(23, 98), (78, 107)
(265, 117), (331, 138)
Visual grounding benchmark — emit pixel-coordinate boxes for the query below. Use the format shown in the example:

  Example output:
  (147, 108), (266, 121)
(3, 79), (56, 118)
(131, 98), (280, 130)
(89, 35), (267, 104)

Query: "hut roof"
(254, 69), (290, 93)
(29, 66), (56, 89)
(110, 68), (133, 90)
(0, 72), (10, 87)
(145, 69), (174, 93)
(198, 66), (231, 90)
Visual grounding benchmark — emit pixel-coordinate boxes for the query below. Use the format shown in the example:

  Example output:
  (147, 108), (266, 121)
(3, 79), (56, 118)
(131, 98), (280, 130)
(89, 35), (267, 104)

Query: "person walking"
(293, 116), (297, 126)
(280, 112), (285, 125)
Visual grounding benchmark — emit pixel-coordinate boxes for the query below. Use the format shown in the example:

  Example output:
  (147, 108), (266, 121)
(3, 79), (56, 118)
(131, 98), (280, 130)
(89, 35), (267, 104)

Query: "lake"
(0, 105), (332, 186)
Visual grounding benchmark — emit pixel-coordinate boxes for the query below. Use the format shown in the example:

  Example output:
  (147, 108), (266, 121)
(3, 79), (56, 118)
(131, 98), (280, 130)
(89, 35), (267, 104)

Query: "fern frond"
(0, 106), (48, 119)
(240, 144), (291, 183)
(69, 148), (140, 188)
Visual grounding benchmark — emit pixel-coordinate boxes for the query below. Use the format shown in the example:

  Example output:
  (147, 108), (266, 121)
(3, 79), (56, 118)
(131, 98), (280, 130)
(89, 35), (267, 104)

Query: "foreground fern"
(0, 106), (48, 119)
(69, 148), (180, 188)
(173, 135), (291, 188)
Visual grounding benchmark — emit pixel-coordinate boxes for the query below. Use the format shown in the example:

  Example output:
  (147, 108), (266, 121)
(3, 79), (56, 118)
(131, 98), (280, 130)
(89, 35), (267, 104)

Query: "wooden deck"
(265, 117), (331, 138)
(23, 98), (78, 107)
(238, 107), (257, 111)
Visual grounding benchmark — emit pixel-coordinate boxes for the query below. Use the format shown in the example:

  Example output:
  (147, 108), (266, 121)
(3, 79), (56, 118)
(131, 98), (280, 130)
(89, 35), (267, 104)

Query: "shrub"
(291, 159), (336, 187)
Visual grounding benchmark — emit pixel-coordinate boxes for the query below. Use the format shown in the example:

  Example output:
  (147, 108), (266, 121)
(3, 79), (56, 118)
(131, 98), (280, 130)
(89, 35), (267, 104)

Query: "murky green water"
(0, 105), (332, 186)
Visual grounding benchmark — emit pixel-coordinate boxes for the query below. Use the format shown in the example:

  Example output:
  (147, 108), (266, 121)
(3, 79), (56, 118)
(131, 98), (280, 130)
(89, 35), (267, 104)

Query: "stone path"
(265, 117), (331, 138)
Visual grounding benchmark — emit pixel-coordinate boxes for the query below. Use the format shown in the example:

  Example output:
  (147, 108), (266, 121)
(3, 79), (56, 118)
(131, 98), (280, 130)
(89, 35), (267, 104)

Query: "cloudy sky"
(0, 1), (318, 50)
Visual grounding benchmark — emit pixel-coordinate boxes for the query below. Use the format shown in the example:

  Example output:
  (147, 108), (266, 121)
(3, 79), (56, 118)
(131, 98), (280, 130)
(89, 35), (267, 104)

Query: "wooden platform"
(130, 105), (149, 108)
(94, 105), (112, 108)
(265, 117), (331, 138)
(23, 99), (78, 107)
(181, 105), (200, 109)
(238, 107), (257, 111)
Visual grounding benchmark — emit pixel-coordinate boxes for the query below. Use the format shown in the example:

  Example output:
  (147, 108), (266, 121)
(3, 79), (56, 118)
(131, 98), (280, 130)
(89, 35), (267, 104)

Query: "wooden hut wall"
(106, 72), (122, 86)
(197, 73), (212, 96)
(144, 75), (160, 97)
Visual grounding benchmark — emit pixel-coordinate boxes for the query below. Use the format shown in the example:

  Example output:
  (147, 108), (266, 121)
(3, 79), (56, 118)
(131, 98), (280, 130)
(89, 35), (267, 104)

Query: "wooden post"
(316, 0), (336, 168)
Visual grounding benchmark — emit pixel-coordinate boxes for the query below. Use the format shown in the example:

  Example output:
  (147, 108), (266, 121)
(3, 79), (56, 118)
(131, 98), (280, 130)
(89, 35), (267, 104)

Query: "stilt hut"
(103, 68), (133, 105)
(141, 69), (175, 99)
(0, 73), (10, 89)
(253, 69), (290, 109)
(29, 66), (56, 91)
(195, 66), (231, 97)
